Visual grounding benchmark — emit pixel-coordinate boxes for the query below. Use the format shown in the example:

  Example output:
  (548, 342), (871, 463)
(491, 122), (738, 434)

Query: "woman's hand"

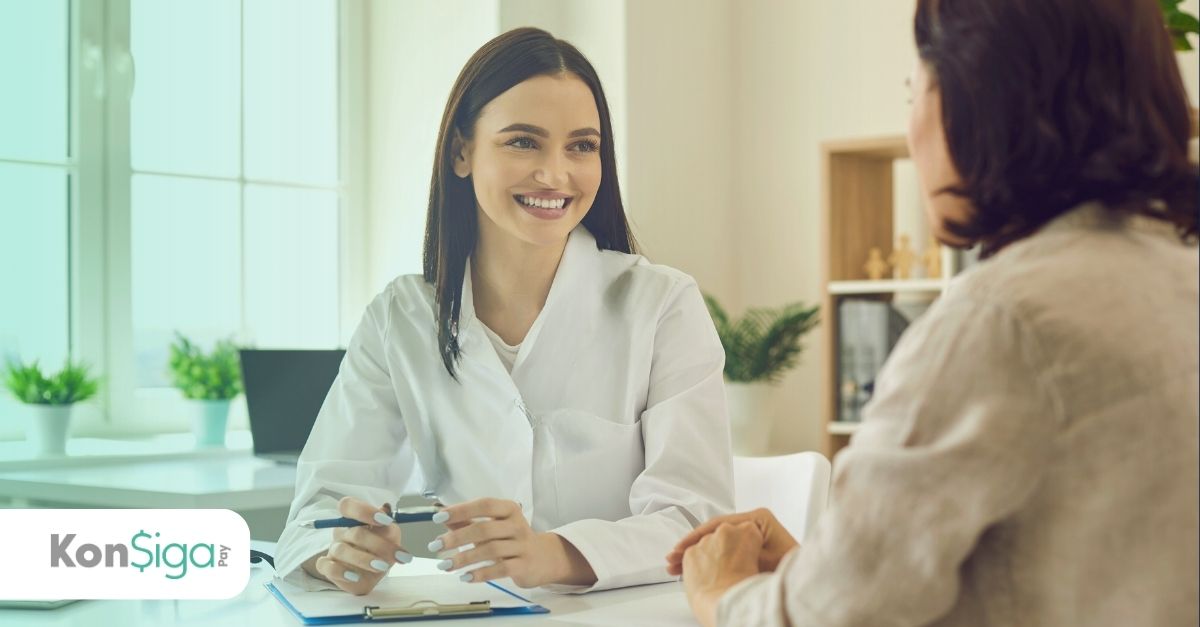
(681, 522), (764, 627)
(302, 497), (415, 595)
(431, 498), (596, 588)
(666, 508), (798, 576)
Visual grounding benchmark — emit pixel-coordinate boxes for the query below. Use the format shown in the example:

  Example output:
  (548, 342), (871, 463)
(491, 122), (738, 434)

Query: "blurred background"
(0, 0), (1196, 507)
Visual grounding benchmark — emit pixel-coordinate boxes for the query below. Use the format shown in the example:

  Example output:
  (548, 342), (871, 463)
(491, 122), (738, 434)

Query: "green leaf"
(1173, 31), (1195, 51)
(167, 332), (244, 401)
(702, 293), (820, 383)
(3, 358), (100, 405)
(1168, 11), (1200, 32)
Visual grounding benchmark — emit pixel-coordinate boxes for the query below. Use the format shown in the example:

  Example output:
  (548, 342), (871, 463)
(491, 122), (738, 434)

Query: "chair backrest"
(733, 451), (832, 543)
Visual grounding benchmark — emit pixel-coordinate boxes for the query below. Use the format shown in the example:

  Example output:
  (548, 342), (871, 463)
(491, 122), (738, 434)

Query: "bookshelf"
(820, 114), (1199, 459)
(826, 421), (861, 436)
(827, 279), (945, 295)
(819, 135), (960, 458)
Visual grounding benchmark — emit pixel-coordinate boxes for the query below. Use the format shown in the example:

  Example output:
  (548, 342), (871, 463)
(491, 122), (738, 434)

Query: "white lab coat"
(273, 226), (734, 592)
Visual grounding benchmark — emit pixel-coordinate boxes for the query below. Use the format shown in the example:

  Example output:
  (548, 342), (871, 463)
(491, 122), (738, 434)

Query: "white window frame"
(56, 0), (366, 439)
(0, 0), (104, 442)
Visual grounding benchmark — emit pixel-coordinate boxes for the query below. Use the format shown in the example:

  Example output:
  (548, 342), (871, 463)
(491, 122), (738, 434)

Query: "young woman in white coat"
(273, 27), (734, 595)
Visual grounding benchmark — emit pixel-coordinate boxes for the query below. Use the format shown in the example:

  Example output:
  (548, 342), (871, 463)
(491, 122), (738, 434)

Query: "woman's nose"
(532, 152), (570, 188)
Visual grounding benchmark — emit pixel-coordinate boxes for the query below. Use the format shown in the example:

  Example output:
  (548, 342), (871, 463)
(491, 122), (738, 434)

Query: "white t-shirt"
(480, 321), (521, 373)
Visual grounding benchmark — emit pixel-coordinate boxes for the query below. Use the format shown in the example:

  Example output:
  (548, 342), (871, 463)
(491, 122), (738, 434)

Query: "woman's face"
(907, 61), (974, 247)
(453, 73), (602, 249)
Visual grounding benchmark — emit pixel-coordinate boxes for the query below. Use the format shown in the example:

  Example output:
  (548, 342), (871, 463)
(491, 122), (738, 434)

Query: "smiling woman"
(453, 74), (608, 346)
(273, 27), (734, 598)
(428, 28), (635, 370)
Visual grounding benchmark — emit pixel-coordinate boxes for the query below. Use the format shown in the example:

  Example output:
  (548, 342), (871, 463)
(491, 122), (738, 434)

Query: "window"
(0, 0), (73, 438)
(0, 0), (362, 439)
(128, 0), (341, 391)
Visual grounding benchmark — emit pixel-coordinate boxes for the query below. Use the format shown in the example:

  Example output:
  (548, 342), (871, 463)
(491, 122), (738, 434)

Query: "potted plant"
(3, 359), (99, 457)
(1160, 0), (1199, 51)
(168, 333), (243, 448)
(704, 294), (820, 455)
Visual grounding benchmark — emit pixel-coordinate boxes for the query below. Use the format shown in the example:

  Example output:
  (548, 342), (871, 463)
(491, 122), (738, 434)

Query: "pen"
(299, 506), (440, 529)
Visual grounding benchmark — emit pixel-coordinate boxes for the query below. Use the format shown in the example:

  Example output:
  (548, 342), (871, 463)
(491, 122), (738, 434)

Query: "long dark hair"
(422, 28), (637, 379)
(914, 0), (1198, 257)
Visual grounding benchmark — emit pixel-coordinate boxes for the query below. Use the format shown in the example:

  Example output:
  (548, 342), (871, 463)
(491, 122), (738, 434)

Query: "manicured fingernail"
(437, 559), (453, 571)
(344, 570), (360, 582)
(460, 572), (473, 582)
(395, 550), (413, 564)
(427, 538), (444, 552)
(432, 511), (450, 524)
(374, 512), (393, 525)
(370, 559), (389, 572)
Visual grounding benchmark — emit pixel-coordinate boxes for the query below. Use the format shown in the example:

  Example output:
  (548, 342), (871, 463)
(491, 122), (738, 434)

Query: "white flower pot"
(24, 404), (74, 457)
(189, 399), (230, 448)
(725, 381), (772, 455)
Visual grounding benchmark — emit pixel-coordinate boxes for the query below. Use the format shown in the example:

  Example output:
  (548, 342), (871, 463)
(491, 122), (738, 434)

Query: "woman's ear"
(451, 129), (472, 179)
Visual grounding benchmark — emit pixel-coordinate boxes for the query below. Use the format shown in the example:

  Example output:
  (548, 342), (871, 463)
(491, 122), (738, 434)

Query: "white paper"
(271, 562), (530, 619)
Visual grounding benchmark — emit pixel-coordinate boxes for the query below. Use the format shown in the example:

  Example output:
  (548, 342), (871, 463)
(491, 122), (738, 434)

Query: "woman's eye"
(508, 137), (537, 149)
(572, 141), (599, 153)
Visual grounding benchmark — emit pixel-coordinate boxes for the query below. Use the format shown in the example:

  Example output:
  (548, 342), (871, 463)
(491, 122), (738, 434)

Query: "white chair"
(733, 451), (832, 542)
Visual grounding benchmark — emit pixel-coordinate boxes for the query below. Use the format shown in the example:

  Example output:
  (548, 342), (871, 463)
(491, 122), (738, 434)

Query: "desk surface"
(0, 454), (297, 510)
(0, 542), (697, 626)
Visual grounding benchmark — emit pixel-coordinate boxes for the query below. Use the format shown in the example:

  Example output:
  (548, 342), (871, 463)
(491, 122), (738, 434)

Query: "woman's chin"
(504, 220), (577, 249)
(931, 226), (975, 250)
(511, 211), (585, 245)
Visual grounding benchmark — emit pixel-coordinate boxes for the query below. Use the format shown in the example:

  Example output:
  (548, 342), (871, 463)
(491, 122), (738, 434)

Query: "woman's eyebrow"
(498, 123), (549, 137)
(497, 123), (600, 139)
(569, 127), (600, 138)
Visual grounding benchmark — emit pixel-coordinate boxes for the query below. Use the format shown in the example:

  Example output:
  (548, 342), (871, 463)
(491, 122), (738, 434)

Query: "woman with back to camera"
(271, 27), (733, 595)
(668, 0), (1200, 625)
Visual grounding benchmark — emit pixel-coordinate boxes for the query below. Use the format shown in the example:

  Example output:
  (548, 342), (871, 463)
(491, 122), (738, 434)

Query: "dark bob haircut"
(915, 0), (1198, 256)
(422, 28), (637, 380)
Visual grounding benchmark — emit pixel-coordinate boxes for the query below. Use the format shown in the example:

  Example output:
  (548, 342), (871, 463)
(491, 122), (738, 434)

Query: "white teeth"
(517, 195), (566, 210)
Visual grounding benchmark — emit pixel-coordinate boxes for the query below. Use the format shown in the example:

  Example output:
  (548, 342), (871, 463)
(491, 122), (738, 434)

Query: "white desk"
(0, 430), (257, 471)
(0, 449), (297, 540)
(0, 542), (697, 626)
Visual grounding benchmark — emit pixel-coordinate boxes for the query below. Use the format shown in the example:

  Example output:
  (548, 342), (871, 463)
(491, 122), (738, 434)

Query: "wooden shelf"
(827, 279), (944, 295)
(819, 134), (956, 459)
(827, 421), (862, 436)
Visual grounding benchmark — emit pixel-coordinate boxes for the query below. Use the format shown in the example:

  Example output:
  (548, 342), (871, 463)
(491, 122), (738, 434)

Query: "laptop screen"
(239, 349), (346, 458)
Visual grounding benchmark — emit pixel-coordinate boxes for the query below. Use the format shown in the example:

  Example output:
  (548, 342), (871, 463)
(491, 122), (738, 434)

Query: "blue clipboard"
(265, 579), (549, 624)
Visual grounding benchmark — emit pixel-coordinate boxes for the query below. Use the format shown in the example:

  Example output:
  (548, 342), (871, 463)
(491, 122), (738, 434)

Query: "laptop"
(240, 349), (346, 464)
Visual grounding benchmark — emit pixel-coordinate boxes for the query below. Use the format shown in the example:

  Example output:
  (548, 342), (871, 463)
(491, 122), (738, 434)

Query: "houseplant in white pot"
(3, 359), (99, 457)
(168, 333), (243, 448)
(704, 295), (820, 455)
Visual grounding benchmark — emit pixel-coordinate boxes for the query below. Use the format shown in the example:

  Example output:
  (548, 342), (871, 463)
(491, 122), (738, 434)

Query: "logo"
(50, 531), (232, 579)
(1, 509), (250, 600)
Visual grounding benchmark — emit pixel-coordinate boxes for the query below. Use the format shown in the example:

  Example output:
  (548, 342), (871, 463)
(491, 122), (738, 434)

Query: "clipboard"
(265, 572), (549, 624)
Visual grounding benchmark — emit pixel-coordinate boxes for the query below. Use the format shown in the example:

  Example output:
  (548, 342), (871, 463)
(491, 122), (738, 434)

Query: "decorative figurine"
(922, 236), (943, 278)
(888, 234), (916, 279)
(864, 247), (890, 280)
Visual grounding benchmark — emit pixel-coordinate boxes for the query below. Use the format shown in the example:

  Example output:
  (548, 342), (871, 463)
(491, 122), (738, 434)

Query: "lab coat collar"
(457, 226), (601, 369)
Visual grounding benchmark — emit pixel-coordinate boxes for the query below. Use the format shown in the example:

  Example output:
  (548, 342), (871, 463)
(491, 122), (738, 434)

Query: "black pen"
(299, 506), (440, 529)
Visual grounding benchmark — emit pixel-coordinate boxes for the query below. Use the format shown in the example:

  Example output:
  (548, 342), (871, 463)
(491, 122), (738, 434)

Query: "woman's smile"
(513, 192), (574, 220)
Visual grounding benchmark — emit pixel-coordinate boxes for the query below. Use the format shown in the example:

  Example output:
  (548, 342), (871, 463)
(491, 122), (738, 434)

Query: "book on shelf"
(837, 299), (925, 423)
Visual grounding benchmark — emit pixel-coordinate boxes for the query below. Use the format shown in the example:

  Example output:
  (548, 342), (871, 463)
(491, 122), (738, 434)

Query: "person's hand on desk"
(430, 497), (597, 588)
(677, 521), (764, 627)
(666, 507), (799, 576)
(301, 497), (415, 595)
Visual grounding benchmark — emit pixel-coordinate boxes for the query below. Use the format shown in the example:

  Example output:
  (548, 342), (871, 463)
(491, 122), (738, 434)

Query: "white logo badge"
(0, 509), (250, 600)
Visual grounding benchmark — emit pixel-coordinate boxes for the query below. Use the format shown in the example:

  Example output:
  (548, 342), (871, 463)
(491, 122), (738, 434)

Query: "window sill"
(0, 429), (254, 472)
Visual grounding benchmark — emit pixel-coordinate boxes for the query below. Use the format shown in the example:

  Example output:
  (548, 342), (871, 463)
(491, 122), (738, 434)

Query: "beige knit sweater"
(719, 203), (1200, 626)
